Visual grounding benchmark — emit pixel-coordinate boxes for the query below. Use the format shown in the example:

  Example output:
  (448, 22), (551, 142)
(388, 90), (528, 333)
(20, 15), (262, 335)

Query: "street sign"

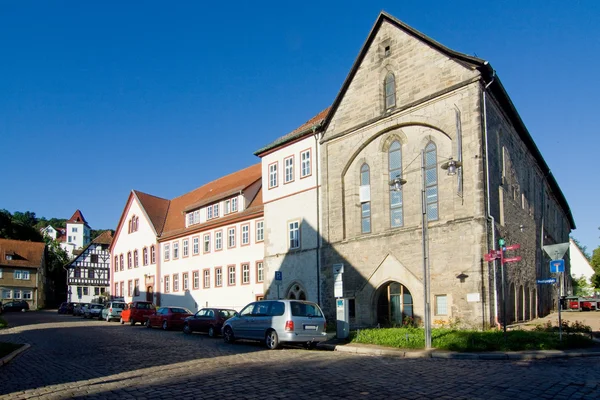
(537, 278), (557, 284)
(504, 244), (521, 251)
(498, 238), (505, 246)
(274, 271), (282, 281)
(504, 256), (522, 263)
(550, 259), (565, 273)
(484, 250), (501, 262)
(542, 243), (569, 260)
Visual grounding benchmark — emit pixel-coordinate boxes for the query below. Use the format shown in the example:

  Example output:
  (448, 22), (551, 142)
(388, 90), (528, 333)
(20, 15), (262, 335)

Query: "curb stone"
(317, 342), (600, 360)
(0, 343), (30, 367)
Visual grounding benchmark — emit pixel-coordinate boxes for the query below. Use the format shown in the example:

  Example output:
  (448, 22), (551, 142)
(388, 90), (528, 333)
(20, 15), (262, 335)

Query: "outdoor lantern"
(440, 157), (462, 176)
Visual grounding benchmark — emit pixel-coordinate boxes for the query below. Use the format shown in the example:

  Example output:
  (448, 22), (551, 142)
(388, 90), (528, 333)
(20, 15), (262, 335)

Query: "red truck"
(120, 301), (156, 326)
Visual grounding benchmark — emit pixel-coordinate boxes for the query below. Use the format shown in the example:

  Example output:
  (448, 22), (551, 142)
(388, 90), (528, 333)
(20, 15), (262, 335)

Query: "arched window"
(135, 216), (139, 231)
(151, 245), (156, 264)
(424, 142), (438, 221)
(127, 251), (132, 269)
(389, 141), (403, 227)
(143, 248), (148, 266)
(384, 72), (396, 110)
(360, 163), (371, 233)
(119, 254), (124, 271)
(134, 249), (139, 267)
(114, 256), (118, 272)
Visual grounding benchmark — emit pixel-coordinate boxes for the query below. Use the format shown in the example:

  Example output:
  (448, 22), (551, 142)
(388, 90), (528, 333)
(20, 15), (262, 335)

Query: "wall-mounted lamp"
(440, 157), (462, 176)
(388, 177), (407, 192)
(456, 273), (469, 283)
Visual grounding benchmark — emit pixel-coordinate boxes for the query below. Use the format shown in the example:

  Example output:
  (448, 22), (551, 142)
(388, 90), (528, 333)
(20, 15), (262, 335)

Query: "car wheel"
(162, 320), (168, 331)
(145, 319), (152, 329)
(106, 315), (111, 322)
(130, 319), (136, 326)
(305, 341), (316, 350)
(208, 326), (215, 338)
(265, 330), (280, 350)
(183, 323), (191, 335)
(223, 326), (235, 344)
(120, 317), (124, 325)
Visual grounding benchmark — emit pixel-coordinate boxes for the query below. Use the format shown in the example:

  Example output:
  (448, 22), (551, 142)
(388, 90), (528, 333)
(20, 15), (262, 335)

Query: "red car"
(145, 306), (193, 330)
(120, 301), (155, 326)
(183, 308), (237, 337)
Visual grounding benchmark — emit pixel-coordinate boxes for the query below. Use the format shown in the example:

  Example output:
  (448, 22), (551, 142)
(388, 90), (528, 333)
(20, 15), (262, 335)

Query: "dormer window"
(6, 255), (12, 261)
(231, 197), (238, 212)
(213, 203), (219, 218)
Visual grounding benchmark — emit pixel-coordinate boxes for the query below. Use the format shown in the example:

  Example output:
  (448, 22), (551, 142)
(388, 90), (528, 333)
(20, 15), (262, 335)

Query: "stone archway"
(286, 283), (307, 300)
(375, 281), (413, 327)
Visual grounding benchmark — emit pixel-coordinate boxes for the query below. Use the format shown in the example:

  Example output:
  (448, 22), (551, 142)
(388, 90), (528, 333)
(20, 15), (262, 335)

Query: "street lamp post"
(390, 151), (460, 350)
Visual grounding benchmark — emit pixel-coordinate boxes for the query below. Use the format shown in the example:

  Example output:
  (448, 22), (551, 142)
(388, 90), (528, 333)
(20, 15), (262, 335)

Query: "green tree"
(591, 247), (600, 289)
(572, 275), (593, 296)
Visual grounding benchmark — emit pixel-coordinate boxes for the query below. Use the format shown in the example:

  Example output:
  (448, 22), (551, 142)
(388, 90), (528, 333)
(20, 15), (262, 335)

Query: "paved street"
(1, 311), (600, 399)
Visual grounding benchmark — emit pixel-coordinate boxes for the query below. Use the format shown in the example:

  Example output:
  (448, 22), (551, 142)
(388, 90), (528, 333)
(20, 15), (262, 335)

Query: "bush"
(0, 317), (7, 329)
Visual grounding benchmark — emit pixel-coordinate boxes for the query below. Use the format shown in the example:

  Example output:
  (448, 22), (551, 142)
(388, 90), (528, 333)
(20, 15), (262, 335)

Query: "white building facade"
(61, 210), (92, 258)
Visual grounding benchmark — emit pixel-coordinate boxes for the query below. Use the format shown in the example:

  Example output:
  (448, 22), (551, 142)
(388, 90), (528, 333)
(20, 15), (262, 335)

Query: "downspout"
(482, 64), (500, 329)
(313, 125), (322, 306)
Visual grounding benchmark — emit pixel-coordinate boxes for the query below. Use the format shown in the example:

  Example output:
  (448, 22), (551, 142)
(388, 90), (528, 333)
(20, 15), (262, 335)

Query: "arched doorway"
(517, 285), (524, 321)
(376, 281), (413, 327)
(287, 283), (306, 300)
(146, 286), (153, 303)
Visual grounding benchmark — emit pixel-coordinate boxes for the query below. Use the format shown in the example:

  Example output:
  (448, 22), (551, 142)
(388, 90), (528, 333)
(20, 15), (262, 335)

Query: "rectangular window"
(134, 251), (139, 268)
(94, 287), (100, 296)
(194, 210), (200, 224)
(228, 227), (236, 248)
(435, 295), (448, 316)
(207, 205), (213, 220)
(164, 244), (170, 261)
(241, 224), (249, 245)
(128, 280), (133, 297)
(14, 290), (21, 299)
(164, 275), (170, 293)
(134, 279), (139, 296)
(2, 289), (11, 299)
(361, 203), (371, 233)
(193, 237), (199, 255)
(0, 268), (3, 278)
(215, 231), (222, 250)
(301, 149), (311, 177)
(256, 220), (264, 242)
(204, 234), (211, 253)
(173, 274), (179, 291)
(84, 286), (89, 296)
(120, 282), (124, 299)
(183, 272), (189, 291)
(256, 261), (264, 283)
(193, 271), (199, 290)
(183, 239), (189, 257)
(173, 242), (179, 259)
(128, 252), (132, 269)
(213, 203), (219, 218)
(14, 270), (22, 280)
(269, 162), (278, 188)
(242, 263), (250, 284)
(151, 247), (156, 264)
(91, 254), (99, 263)
(68, 236), (72, 242)
(231, 197), (238, 212)
(22, 291), (32, 300)
(204, 269), (211, 288)
(89, 269), (95, 279)
(289, 221), (300, 249)
(215, 267), (222, 287)
(225, 200), (231, 214)
(284, 156), (294, 183)
(114, 283), (118, 297)
(23, 270), (30, 280)
(228, 265), (236, 286)
(187, 213), (194, 227)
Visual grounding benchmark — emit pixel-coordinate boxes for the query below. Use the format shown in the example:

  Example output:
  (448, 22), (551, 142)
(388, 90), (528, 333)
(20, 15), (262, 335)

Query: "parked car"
(1, 300), (30, 313)
(120, 301), (155, 326)
(183, 308), (237, 337)
(100, 302), (127, 322)
(222, 300), (327, 350)
(73, 303), (89, 316)
(57, 302), (72, 314)
(84, 303), (104, 319)
(145, 307), (193, 330)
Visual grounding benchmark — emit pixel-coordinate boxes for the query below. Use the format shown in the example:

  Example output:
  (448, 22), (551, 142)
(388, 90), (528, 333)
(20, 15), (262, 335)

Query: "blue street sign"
(537, 278), (557, 284)
(550, 259), (565, 273)
(275, 271), (282, 281)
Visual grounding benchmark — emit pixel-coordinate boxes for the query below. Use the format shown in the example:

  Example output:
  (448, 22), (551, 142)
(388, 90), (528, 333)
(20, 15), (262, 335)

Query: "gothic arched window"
(389, 141), (403, 227)
(424, 142), (438, 221)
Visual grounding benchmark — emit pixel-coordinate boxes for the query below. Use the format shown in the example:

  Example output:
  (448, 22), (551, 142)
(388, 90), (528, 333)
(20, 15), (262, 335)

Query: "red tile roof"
(254, 107), (330, 156)
(67, 209), (89, 226)
(0, 238), (45, 268)
(133, 191), (171, 235)
(92, 230), (113, 245)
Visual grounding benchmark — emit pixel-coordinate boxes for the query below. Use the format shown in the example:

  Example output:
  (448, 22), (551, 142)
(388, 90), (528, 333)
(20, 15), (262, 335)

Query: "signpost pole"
(556, 251), (563, 342)
(499, 240), (507, 343)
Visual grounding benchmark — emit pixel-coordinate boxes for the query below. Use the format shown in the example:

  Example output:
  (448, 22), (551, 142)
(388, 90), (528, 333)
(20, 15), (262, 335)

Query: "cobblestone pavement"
(1, 311), (600, 399)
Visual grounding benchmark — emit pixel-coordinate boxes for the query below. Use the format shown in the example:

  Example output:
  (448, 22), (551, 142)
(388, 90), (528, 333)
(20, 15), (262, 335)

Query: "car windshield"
(136, 303), (153, 309)
(219, 310), (236, 318)
(112, 303), (126, 308)
(91, 304), (103, 309)
(170, 307), (191, 314)
(290, 302), (323, 318)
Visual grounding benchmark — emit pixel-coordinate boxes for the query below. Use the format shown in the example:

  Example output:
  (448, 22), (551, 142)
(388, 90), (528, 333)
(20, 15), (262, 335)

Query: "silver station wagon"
(222, 300), (327, 350)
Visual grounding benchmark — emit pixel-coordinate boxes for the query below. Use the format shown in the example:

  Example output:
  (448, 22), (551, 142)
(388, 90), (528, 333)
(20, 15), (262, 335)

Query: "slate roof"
(0, 238), (45, 269)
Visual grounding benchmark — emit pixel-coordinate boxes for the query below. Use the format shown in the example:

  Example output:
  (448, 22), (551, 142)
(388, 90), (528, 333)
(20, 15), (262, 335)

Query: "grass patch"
(350, 325), (595, 352)
(0, 316), (7, 329)
(0, 342), (23, 359)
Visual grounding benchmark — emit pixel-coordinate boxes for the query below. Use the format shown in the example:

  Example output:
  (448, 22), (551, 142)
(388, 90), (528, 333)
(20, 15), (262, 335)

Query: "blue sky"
(2, 1), (598, 252)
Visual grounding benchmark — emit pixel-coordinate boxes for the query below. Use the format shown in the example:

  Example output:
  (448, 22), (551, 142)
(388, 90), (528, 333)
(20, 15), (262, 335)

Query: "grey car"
(222, 300), (327, 350)
(100, 302), (127, 322)
(84, 303), (104, 319)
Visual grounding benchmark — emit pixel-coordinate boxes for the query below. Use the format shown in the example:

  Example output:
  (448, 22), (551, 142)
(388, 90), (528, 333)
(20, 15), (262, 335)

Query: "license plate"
(304, 325), (317, 330)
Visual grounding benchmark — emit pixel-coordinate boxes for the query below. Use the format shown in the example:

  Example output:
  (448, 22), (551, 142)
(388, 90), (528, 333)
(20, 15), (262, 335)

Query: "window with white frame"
(14, 290), (21, 299)
(73, 227), (78, 232)
(183, 273), (189, 291)
(228, 227), (236, 248)
(289, 221), (300, 249)
(207, 205), (213, 220)
(143, 248), (148, 265)
(301, 149), (311, 177)
(183, 239), (189, 257)
(164, 275), (170, 293)
(194, 210), (200, 223)
(284, 156), (294, 183)
(120, 254), (124, 270)
(256, 221), (264, 242)
(151, 246), (156, 264)
(128, 281), (133, 297)
(14, 270), (21, 280)
(134, 250), (139, 267)
(215, 267), (222, 287)
(215, 231), (222, 250)
(114, 283), (119, 297)
(173, 274), (179, 291)
(435, 295), (448, 315)
(228, 266), (236, 286)
(173, 242), (179, 259)
(242, 224), (249, 245)
(2, 289), (11, 299)
(225, 200), (231, 214)
(193, 271), (199, 289)
(120, 282), (124, 298)
(269, 162), (278, 188)
(128, 252), (132, 268)
(193, 237), (199, 255)
(14, 270), (30, 280)
(213, 203), (219, 218)
(231, 197), (238, 212)
(134, 279), (140, 296)
(164, 244), (170, 261)
(0, 268), (3, 278)
(187, 213), (194, 226)
(204, 269), (210, 288)
(114, 256), (118, 272)
(257, 261), (264, 283)
(242, 263), (250, 284)
(23, 291), (32, 299)
(204, 234), (211, 253)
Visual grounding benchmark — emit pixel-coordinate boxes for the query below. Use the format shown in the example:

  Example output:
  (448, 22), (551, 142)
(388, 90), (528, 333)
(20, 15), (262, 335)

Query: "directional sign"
(274, 271), (282, 281)
(504, 256), (522, 263)
(550, 259), (565, 273)
(504, 244), (521, 251)
(483, 253), (496, 262)
(537, 278), (557, 284)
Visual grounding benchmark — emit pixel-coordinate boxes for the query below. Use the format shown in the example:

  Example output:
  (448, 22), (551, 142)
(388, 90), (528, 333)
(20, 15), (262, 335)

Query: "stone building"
(313, 12), (574, 329)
